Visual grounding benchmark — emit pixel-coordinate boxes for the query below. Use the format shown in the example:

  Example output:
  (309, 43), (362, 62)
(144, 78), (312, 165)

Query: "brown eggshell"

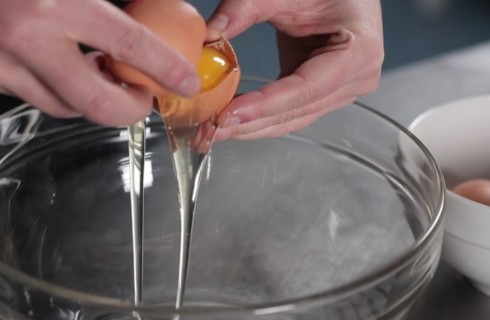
(453, 179), (490, 206)
(158, 38), (241, 128)
(108, 0), (207, 96)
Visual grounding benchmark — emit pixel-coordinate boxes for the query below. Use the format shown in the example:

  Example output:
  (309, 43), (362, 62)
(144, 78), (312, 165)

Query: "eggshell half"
(158, 38), (241, 128)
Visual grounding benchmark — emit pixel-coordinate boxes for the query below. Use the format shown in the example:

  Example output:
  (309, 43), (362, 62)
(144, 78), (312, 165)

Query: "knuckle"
(270, 123), (294, 138)
(375, 49), (385, 69)
(372, 40), (385, 67)
(364, 40), (384, 73)
(359, 72), (381, 96)
(0, 24), (44, 56)
(355, 43), (383, 96)
(292, 74), (318, 107)
(230, 124), (247, 137)
(11, 82), (79, 119)
(111, 25), (145, 62)
(152, 60), (177, 84)
(365, 75), (381, 93)
(278, 111), (295, 125)
(277, 108), (306, 125)
(305, 85), (322, 107)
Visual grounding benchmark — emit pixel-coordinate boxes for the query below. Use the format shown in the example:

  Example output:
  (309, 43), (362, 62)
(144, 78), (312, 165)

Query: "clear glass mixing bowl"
(0, 81), (444, 320)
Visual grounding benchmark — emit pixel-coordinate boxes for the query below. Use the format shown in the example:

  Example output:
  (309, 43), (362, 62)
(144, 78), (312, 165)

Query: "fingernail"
(202, 141), (211, 151)
(207, 30), (221, 42)
(207, 14), (229, 33)
(223, 116), (241, 127)
(213, 129), (226, 142)
(178, 77), (201, 97)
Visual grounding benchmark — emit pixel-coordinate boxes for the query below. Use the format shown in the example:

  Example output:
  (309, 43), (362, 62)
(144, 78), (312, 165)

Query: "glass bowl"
(0, 82), (444, 320)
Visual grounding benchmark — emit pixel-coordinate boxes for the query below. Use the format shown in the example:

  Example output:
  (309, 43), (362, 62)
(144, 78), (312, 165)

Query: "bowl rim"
(0, 99), (445, 317)
(444, 231), (490, 251)
(407, 94), (490, 134)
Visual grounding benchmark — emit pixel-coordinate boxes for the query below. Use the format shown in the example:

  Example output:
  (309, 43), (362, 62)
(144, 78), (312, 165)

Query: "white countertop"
(360, 41), (490, 320)
(361, 42), (490, 127)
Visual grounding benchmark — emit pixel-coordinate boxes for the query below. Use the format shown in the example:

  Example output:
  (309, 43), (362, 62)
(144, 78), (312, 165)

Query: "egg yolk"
(198, 47), (230, 92)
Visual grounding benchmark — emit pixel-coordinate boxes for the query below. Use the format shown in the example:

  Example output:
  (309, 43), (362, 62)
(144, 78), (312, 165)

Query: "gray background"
(187, 0), (490, 76)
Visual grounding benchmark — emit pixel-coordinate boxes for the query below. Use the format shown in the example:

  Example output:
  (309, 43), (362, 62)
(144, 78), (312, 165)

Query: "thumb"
(206, 0), (280, 41)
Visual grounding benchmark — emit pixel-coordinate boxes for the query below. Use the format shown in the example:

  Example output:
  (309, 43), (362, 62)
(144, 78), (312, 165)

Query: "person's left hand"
(206, 0), (384, 141)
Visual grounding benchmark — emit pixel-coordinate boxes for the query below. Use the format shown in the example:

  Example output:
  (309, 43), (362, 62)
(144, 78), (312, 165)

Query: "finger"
(219, 69), (378, 140)
(206, 0), (342, 41)
(0, 52), (80, 118)
(207, 0), (280, 41)
(22, 41), (152, 126)
(63, 0), (200, 97)
(216, 31), (379, 127)
(214, 84), (358, 141)
(190, 120), (217, 154)
(215, 57), (345, 125)
(231, 98), (354, 140)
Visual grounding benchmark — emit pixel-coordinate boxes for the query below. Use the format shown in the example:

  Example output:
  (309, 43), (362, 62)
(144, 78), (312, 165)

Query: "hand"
(0, 0), (201, 126)
(207, 0), (384, 140)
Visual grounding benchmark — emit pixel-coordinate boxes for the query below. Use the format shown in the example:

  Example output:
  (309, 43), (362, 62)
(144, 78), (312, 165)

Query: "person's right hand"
(0, 0), (201, 126)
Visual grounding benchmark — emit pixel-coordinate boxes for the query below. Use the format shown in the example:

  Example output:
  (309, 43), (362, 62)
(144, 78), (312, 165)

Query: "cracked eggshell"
(157, 38), (241, 128)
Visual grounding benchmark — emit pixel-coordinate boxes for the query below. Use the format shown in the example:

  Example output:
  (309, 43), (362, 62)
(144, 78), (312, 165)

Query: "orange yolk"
(197, 47), (230, 92)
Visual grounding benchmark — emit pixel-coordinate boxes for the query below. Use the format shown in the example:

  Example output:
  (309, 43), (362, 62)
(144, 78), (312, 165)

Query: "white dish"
(409, 95), (490, 295)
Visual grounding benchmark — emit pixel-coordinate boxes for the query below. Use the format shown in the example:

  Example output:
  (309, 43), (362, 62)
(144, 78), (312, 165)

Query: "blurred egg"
(108, 0), (206, 96)
(453, 179), (490, 206)
(108, 0), (241, 128)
